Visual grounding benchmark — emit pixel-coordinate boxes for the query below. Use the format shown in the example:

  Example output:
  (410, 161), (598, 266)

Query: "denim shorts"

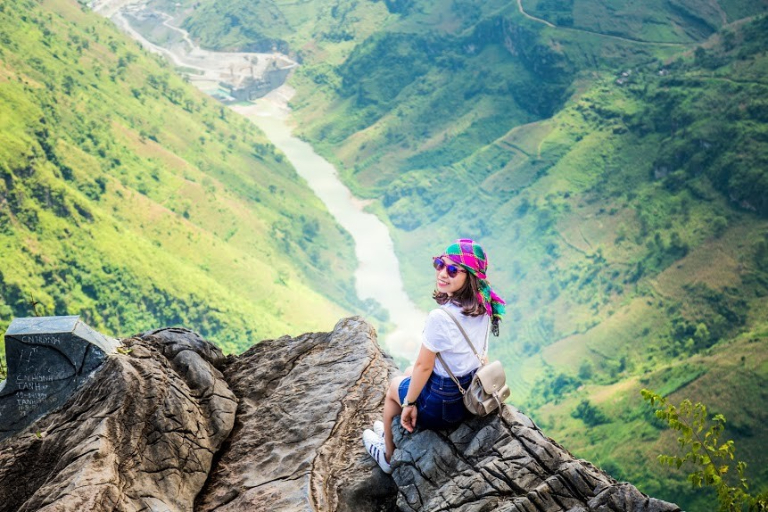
(398, 370), (475, 430)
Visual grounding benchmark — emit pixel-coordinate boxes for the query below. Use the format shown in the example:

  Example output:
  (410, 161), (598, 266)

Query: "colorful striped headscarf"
(443, 239), (506, 333)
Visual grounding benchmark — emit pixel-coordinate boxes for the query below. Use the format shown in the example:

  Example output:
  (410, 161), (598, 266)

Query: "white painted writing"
(21, 335), (63, 345)
(16, 374), (58, 382)
(16, 382), (50, 391)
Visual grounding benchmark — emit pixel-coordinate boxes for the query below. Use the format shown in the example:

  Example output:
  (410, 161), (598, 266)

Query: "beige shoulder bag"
(435, 309), (511, 416)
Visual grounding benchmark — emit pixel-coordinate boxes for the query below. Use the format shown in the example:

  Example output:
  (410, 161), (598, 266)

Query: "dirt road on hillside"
(516, 0), (689, 47)
(91, 0), (136, 17)
(517, 0), (555, 28)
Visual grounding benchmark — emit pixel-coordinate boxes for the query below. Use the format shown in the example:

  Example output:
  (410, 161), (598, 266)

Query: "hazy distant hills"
(526, 0), (767, 42)
(161, 0), (768, 508)
(0, 0), (360, 354)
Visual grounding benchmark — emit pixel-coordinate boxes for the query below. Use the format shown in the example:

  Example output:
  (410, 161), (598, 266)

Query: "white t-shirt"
(422, 303), (490, 378)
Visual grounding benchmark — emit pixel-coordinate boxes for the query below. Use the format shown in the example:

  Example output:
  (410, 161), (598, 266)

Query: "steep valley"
(0, 0), (361, 356)
(0, 0), (767, 509)
(155, 0), (768, 509)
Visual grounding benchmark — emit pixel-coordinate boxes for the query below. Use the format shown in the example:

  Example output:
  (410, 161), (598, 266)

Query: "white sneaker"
(363, 429), (392, 474)
(373, 420), (385, 438)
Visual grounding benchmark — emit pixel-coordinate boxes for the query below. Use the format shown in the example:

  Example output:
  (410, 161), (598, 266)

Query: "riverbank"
(99, 3), (426, 361)
(232, 86), (426, 361)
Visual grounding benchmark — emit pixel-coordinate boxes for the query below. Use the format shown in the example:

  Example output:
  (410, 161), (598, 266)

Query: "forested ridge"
(0, 0), (767, 509)
(0, 0), (360, 356)
(166, 0), (768, 509)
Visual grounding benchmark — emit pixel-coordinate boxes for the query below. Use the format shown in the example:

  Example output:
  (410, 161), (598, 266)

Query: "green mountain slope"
(164, 0), (768, 511)
(526, 0), (768, 42)
(153, 0), (393, 59)
(159, 1), (768, 508)
(365, 14), (768, 508)
(515, 19), (768, 508)
(0, 0), (360, 357)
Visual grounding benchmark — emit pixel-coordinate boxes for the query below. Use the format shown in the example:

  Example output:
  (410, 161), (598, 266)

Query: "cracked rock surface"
(391, 406), (681, 512)
(0, 328), (237, 512)
(195, 317), (399, 511)
(0, 318), (680, 511)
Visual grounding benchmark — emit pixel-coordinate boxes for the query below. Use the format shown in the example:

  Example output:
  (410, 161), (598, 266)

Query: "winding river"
(232, 92), (426, 361)
(99, 1), (427, 360)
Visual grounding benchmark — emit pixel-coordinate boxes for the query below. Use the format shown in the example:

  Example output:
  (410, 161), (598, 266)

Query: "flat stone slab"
(0, 316), (119, 439)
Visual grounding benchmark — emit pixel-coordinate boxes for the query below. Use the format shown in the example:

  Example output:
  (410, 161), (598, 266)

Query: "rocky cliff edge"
(0, 317), (680, 512)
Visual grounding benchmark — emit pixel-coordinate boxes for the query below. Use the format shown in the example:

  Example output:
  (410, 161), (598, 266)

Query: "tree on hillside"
(642, 389), (768, 512)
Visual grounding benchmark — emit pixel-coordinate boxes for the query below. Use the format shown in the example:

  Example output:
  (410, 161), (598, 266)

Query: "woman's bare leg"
(383, 377), (404, 461)
(383, 366), (414, 461)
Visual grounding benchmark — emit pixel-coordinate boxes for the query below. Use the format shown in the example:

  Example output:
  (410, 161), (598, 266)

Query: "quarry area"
(89, 0), (297, 101)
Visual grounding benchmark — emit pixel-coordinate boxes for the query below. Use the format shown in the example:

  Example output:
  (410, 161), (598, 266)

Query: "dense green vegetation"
(643, 389), (768, 511)
(3, 0), (767, 509)
(0, 0), (361, 357)
(526, 0), (766, 42)
(164, 1), (768, 508)
(154, 0), (392, 59)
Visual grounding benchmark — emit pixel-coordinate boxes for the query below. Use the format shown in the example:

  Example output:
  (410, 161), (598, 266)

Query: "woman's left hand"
(401, 405), (418, 433)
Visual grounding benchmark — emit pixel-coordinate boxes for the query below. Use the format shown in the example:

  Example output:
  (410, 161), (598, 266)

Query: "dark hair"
(432, 272), (485, 317)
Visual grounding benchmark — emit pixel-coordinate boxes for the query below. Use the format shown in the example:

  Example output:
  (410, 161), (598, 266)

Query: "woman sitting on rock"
(363, 238), (505, 474)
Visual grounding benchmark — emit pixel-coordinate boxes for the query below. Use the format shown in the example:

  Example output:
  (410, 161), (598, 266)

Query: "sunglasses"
(433, 257), (466, 278)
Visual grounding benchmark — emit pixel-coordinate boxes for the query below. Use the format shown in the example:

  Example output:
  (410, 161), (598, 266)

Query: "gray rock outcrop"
(195, 317), (399, 511)
(0, 317), (680, 512)
(0, 327), (237, 511)
(392, 408), (681, 512)
(0, 316), (120, 440)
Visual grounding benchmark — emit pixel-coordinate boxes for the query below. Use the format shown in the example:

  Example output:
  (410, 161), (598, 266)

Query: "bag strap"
(445, 309), (478, 357)
(434, 309), (490, 394)
(435, 352), (465, 395)
(441, 309), (489, 363)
